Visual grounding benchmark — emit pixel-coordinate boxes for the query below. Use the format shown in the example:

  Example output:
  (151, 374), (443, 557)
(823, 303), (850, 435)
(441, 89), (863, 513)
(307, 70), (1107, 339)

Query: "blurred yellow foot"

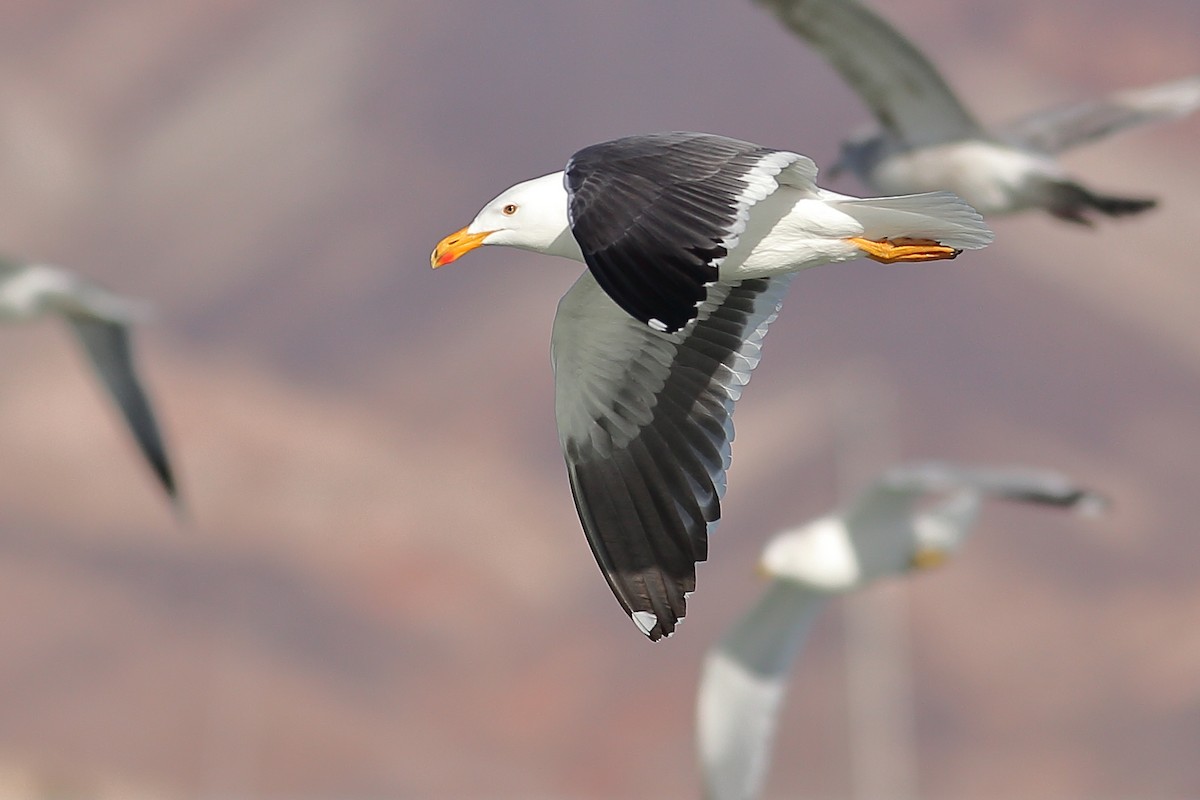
(910, 546), (951, 571)
(850, 237), (961, 263)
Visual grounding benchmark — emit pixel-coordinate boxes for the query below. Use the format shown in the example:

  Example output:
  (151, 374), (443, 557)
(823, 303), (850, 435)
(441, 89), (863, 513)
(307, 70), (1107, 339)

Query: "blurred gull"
(757, 0), (1200, 223)
(696, 461), (1104, 800)
(0, 258), (178, 504)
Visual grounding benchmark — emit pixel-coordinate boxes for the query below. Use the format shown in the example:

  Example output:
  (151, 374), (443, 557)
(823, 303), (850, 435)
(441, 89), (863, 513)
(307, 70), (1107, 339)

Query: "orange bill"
(431, 227), (493, 268)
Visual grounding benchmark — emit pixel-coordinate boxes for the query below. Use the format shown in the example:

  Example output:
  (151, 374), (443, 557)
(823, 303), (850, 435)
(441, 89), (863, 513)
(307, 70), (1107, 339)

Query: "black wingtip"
(1048, 181), (1158, 224)
(1000, 487), (1109, 516)
(145, 454), (189, 524)
(1088, 195), (1158, 218)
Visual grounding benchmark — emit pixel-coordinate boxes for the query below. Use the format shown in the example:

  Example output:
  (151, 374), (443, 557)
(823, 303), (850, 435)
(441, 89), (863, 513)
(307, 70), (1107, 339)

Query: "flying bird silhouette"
(432, 132), (992, 640)
(757, 0), (1200, 223)
(0, 258), (178, 505)
(696, 461), (1105, 800)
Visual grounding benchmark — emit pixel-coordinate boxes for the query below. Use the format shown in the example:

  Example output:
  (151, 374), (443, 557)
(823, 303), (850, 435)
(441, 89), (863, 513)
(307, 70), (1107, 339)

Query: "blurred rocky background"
(0, 2), (1197, 797)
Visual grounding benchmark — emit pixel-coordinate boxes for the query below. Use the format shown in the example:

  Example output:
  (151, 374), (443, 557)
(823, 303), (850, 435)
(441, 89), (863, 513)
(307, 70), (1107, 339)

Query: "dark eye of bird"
(502, 204), (518, 215)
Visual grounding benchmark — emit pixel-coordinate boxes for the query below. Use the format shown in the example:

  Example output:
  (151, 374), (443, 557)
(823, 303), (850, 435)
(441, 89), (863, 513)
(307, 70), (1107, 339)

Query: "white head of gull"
(432, 131), (992, 641)
(436, 173), (583, 261)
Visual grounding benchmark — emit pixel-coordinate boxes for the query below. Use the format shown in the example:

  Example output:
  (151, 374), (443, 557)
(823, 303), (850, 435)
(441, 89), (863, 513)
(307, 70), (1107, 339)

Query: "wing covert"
(565, 132), (803, 333)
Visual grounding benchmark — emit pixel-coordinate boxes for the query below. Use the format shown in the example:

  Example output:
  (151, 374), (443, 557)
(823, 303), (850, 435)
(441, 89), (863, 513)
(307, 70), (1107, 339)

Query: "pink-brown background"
(1, 2), (1198, 797)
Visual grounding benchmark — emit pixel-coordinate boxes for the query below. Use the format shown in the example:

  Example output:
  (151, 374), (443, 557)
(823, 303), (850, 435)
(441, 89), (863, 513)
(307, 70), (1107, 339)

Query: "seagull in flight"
(695, 461), (1105, 800)
(432, 131), (991, 639)
(757, 0), (1200, 224)
(0, 258), (178, 505)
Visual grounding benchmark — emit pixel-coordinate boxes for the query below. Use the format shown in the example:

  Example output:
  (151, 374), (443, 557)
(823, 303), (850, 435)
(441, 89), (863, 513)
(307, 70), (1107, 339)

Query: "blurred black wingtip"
(1002, 486), (1110, 517)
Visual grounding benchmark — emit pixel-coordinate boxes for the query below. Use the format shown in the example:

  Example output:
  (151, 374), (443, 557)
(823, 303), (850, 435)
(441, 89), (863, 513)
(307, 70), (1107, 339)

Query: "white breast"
(760, 515), (862, 591)
(721, 187), (865, 279)
(870, 140), (1062, 215)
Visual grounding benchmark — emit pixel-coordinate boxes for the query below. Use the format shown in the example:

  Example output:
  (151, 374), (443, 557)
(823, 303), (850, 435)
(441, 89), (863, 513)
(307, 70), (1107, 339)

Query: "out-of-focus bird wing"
(756, 0), (984, 146)
(65, 312), (177, 502)
(997, 74), (1200, 155)
(867, 461), (1105, 511)
(841, 461), (1103, 575)
(696, 581), (825, 800)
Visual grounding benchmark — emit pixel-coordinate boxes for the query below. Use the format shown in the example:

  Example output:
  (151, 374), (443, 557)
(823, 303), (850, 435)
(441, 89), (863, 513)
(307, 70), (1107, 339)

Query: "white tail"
(833, 191), (995, 251)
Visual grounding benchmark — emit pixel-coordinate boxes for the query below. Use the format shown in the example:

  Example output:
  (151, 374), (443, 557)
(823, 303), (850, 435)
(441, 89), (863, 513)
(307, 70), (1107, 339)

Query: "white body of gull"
(758, 0), (1200, 223)
(0, 259), (177, 503)
(432, 132), (992, 640)
(696, 461), (1105, 800)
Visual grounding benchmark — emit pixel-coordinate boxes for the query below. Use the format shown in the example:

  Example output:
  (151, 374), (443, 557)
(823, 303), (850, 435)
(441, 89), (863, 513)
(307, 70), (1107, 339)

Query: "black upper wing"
(565, 132), (800, 333)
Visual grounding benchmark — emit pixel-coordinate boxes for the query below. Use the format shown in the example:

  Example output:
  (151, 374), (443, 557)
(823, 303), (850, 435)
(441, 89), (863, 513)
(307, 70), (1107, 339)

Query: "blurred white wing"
(756, 0), (983, 146)
(857, 461), (1104, 515)
(997, 74), (1200, 154)
(697, 582), (825, 800)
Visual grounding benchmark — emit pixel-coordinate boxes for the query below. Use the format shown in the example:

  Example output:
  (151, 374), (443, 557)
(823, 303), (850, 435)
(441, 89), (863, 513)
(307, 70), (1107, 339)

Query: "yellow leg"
(909, 546), (952, 571)
(849, 237), (961, 264)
